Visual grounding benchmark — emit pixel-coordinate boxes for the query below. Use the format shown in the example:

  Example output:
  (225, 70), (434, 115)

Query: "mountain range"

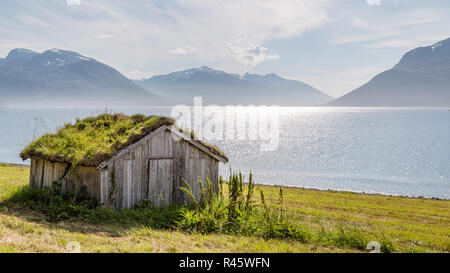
(134, 66), (333, 105)
(328, 38), (450, 107)
(0, 48), (332, 106)
(0, 48), (161, 106)
(1, 37), (450, 107)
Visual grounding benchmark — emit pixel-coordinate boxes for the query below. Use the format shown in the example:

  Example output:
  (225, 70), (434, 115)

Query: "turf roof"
(20, 113), (227, 166)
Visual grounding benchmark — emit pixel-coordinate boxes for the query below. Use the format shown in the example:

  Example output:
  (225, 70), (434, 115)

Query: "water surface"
(1, 107), (449, 199)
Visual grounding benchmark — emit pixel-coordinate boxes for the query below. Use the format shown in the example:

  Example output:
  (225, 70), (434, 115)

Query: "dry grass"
(0, 164), (448, 253)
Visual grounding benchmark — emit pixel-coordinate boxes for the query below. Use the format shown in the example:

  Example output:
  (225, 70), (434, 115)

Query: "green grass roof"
(21, 113), (227, 166)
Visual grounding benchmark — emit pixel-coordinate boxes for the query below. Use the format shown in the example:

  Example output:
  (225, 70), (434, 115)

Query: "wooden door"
(149, 158), (173, 207)
(148, 130), (174, 207)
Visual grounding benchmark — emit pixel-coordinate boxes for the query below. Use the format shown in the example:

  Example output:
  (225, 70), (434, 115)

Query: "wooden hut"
(21, 115), (228, 209)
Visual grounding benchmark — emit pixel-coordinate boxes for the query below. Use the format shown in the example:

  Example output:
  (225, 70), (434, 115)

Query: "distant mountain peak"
(328, 37), (450, 107)
(10, 48), (36, 54)
(150, 66), (242, 82)
(196, 66), (213, 71)
(24, 48), (95, 69)
(431, 42), (444, 51)
(0, 47), (159, 106)
(190, 66), (234, 76)
(243, 72), (287, 85)
(6, 48), (38, 59)
(41, 48), (93, 60)
(394, 37), (450, 73)
(49, 48), (62, 53)
(137, 67), (333, 105)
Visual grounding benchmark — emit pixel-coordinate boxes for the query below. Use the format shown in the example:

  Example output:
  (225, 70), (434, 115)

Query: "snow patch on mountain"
(432, 43), (443, 51)
(77, 56), (92, 61)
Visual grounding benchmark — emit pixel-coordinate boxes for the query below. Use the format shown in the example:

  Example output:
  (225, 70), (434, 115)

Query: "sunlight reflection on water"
(1, 107), (449, 198)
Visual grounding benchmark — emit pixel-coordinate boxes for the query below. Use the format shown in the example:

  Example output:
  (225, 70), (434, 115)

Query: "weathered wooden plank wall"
(29, 159), (100, 201)
(29, 128), (221, 210)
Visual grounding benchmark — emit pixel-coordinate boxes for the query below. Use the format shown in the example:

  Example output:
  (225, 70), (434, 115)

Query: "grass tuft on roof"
(21, 113), (227, 166)
(20, 114), (177, 166)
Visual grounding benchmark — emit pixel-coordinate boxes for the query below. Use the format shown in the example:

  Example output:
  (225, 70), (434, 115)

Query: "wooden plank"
(35, 160), (40, 188)
(157, 131), (165, 156)
(100, 169), (107, 205)
(185, 143), (193, 203)
(29, 159), (37, 188)
(151, 132), (160, 157)
(212, 160), (219, 193)
(160, 160), (167, 206)
(122, 160), (132, 209)
(127, 160), (132, 208)
(142, 141), (149, 202)
(172, 139), (182, 205)
(41, 161), (47, 188)
(39, 160), (46, 188)
(52, 163), (67, 193)
(166, 159), (173, 205)
(147, 156), (174, 160)
(42, 161), (48, 188)
(201, 158), (207, 192)
(187, 158), (194, 203)
(196, 149), (202, 201)
(80, 166), (100, 201)
(64, 165), (74, 195)
(130, 152), (135, 207)
(181, 141), (188, 204)
(162, 159), (171, 206)
(191, 148), (199, 201)
(149, 132), (159, 157)
(168, 126), (228, 163)
(44, 161), (51, 188)
(107, 163), (115, 208)
(133, 145), (142, 206)
(121, 159), (127, 209)
(156, 158), (165, 207)
(96, 125), (169, 170)
(33, 159), (40, 188)
(165, 131), (173, 156)
(48, 161), (55, 188)
(115, 159), (123, 210)
(149, 159), (158, 206)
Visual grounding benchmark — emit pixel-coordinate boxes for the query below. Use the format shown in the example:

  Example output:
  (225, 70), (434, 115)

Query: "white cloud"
(0, 43), (32, 49)
(16, 15), (48, 27)
(350, 17), (367, 28)
(366, 0), (381, 6)
(169, 47), (198, 55)
(305, 68), (326, 73)
(330, 7), (444, 48)
(365, 35), (450, 49)
(0, 0), (331, 75)
(66, 0), (81, 6)
(95, 34), (115, 39)
(228, 39), (280, 68)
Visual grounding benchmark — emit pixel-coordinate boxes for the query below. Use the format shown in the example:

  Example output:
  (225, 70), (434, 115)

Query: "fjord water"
(0, 107), (449, 199)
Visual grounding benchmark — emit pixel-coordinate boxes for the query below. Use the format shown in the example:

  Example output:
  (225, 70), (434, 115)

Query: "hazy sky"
(1, 0), (449, 97)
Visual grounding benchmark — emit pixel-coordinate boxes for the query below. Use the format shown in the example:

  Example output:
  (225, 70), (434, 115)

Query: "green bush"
(380, 237), (396, 253)
(177, 171), (313, 243)
(333, 224), (369, 250)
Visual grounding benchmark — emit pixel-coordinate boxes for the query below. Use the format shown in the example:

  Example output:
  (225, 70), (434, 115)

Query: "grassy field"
(0, 163), (448, 253)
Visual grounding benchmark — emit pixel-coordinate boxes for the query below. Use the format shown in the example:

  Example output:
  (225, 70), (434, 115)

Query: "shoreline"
(255, 182), (449, 201)
(1, 162), (448, 201)
(0, 162), (29, 168)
